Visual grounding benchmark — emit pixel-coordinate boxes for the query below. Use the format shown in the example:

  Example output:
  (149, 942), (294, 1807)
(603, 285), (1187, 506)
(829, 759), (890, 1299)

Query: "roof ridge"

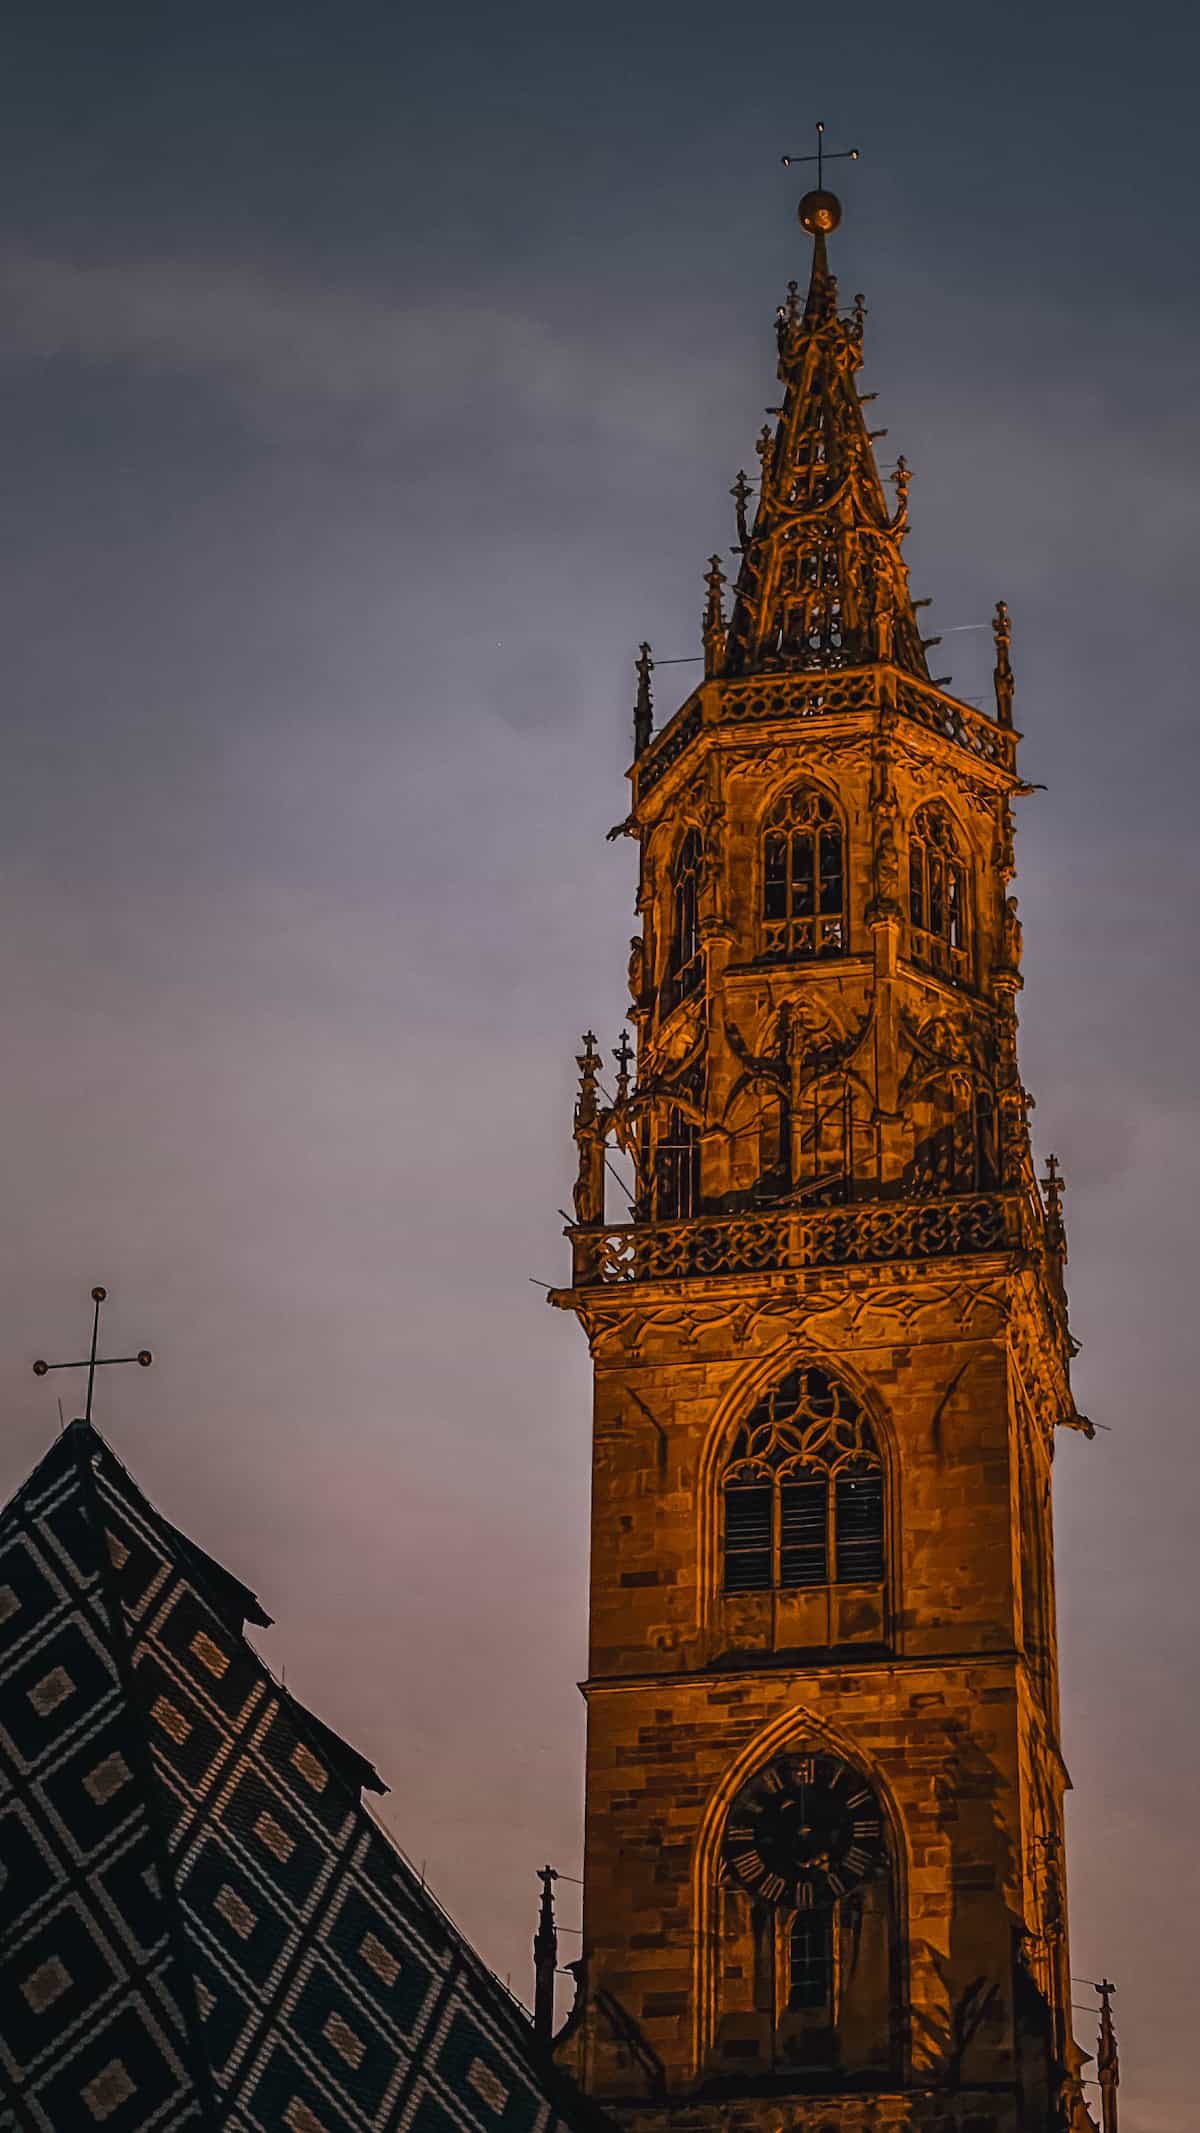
(67, 1419), (223, 2129)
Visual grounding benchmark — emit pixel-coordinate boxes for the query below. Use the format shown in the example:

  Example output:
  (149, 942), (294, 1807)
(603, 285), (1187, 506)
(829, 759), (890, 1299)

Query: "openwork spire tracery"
(719, 222), (928, 682)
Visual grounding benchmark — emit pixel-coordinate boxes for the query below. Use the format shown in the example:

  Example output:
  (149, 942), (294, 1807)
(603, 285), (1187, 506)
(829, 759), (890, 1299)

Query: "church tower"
(552, 183), (1095, 2133)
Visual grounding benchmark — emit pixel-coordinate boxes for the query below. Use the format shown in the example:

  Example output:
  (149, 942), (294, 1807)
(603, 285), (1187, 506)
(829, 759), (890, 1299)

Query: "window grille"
(908, 806), (969, 982)
(788, 1910), (833, 2012)
(654, 1109), (700, 1222)
(779, 1475), (828, 1587)
(762, 785), (845, 959)
(833, 1464), (885, 1584)
(721, 1367), (884, 1595)
(723, 1479), (773, 1592)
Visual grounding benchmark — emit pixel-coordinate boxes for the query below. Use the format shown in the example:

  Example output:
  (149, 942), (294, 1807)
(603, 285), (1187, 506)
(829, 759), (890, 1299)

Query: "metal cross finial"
(781, 122), (859, 187)
(33, 1287), (152, 1426)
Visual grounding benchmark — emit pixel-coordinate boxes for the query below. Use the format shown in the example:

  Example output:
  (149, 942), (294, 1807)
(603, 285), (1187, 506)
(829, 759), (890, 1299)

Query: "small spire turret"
(1097, 1979), (1119, 2133)
(702, 554), (727, 678)
(572, 1034), (605, 1226)
(993, 599), (1015, 725)
(533, 1865), (559, 2046)
(1042, 1153), (1067, 1269)
(731, 469), (752, 551)
(633, 642), (654, 757)
(614, 1028), (634, 1106)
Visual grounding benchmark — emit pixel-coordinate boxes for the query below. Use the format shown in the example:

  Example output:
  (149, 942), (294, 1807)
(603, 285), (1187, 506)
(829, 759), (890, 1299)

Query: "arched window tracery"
(664, 828), (703, 1011)
(722, 1367), (885, 1594)
(762, 784), (846, 960)
(908, 805), (969, 982)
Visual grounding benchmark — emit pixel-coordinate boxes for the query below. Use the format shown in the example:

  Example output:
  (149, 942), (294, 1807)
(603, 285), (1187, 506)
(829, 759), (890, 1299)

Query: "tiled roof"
(0, 1421), (583, 2133)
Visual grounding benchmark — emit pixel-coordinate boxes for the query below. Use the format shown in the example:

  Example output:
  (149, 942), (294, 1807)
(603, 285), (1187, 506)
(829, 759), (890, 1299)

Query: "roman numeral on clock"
(852, 1817), (881, 1839)
(845, 1845), (871, 1876)
(731, 1848), (765, 1882)
(759, 1872), (786, 1900)
(847, 1788), (871, 1808)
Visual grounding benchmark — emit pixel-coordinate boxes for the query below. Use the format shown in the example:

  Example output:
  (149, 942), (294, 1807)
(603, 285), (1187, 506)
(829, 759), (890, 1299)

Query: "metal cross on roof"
(33, 1286), (152, 1426)
(780, 121), (859, 187)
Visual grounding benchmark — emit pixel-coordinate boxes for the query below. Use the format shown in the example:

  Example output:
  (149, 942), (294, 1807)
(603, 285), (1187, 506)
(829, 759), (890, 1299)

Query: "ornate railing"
(568, 1191), (1032, 1289)
(896, 680), (1016, 774)
(718, 673), (877, 725)
(635, 699), (704, 797)
(634, 669), (1015, 803)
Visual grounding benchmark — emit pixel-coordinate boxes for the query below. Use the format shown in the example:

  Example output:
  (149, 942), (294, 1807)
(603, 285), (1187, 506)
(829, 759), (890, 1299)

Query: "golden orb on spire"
(799, 188), (842, 235)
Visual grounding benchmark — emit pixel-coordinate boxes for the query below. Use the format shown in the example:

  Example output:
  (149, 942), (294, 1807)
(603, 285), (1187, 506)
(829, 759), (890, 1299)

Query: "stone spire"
(721, 187), (930, 681)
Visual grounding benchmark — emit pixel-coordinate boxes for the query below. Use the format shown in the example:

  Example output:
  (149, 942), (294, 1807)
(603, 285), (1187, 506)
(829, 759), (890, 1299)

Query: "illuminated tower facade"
(552, 187), (1096, 2133)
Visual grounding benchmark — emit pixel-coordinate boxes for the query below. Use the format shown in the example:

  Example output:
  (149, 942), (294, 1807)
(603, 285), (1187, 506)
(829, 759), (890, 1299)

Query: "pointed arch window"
(762, 785), (845, 960)
(665, 829), (703, 1010)
(908, 806), (969, 982)
(722, 1367), (884, 1594)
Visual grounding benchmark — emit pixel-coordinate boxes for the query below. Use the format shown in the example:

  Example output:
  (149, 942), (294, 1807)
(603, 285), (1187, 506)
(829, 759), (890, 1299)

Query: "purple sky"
(0, 4), (1196, 2124)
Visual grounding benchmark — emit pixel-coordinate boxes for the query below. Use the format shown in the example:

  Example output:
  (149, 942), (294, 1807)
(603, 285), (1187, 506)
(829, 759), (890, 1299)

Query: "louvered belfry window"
(762, 784), (846, 960)
(721, 1367), (885, 1594)
(908, 805), (969, 982)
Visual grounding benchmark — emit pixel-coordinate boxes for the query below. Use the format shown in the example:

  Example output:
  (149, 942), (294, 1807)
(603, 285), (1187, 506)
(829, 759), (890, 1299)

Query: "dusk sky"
(0, 5), (1196, 2125)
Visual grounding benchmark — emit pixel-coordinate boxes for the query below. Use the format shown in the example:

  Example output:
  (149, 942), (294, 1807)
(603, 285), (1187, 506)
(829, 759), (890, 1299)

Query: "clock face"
(722, 1752), (886, 1908)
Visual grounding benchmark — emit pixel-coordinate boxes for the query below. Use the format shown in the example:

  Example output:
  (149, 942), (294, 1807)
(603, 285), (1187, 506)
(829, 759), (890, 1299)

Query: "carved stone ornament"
(869, 793), (902, 920)
(647, 993), (706, 1074)
(997, 893), (1023, 976)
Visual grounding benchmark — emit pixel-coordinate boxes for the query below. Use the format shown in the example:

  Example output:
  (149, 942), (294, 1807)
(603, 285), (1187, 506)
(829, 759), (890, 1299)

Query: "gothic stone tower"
(551, 188), (1096, 2133)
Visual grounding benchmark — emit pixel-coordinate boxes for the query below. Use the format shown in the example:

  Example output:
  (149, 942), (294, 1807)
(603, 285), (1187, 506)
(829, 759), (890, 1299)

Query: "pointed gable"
(0, 1422), (585, 2133)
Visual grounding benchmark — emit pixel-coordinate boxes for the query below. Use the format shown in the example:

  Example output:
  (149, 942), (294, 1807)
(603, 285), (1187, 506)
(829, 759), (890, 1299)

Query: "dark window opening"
(779, 1475), (828, 1588)
(789, 1910), (833, 2012)
(721, 1368), (886, 1598)
(723, 1480), (773, 1592)
(762, 787), (845, 960)
(909, 807), (969, 983)
(834, 1465), (885, 1584)
(655, 1109), (700, 1222)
